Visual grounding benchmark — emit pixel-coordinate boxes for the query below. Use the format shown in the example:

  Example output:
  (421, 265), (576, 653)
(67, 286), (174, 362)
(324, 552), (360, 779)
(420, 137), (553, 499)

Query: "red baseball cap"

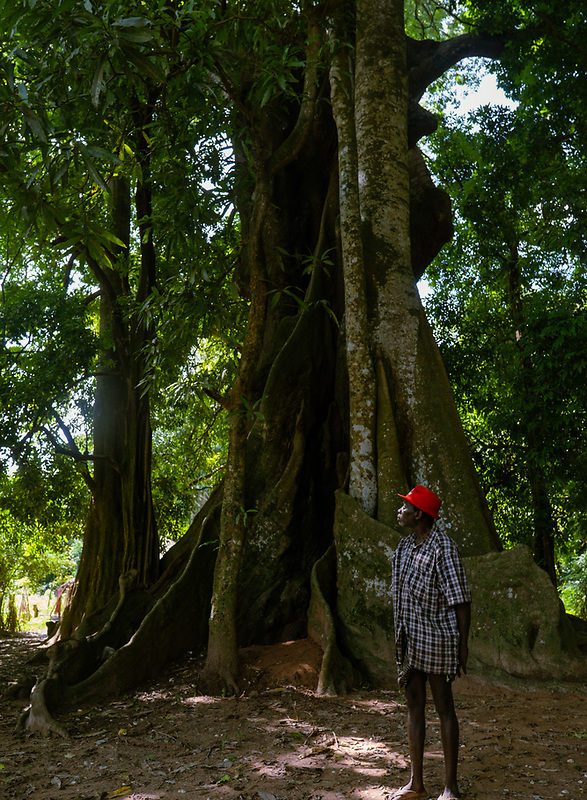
(398, 485), (442, 519)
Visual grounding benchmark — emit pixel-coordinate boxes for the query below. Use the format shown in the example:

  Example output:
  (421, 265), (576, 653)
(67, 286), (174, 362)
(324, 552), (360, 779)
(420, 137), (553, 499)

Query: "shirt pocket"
(408, 552), (438, 612)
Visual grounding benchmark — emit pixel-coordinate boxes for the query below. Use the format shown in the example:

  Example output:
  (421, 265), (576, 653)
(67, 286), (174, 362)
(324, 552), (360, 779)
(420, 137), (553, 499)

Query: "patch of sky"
(417, 60), (518, 300)
(441, 62), (518, 117)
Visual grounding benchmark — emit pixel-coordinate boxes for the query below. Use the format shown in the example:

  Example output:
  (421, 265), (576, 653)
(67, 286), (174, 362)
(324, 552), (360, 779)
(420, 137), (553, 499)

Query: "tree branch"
(51, 411), (86, 459)
(84, 290), (101, 307)
(202, 386), (231, 411)
(268, 16), (323, 177)
(35, 411), (128, 493)
(408, 32), (508, 101)
(85, 252), (122, 307)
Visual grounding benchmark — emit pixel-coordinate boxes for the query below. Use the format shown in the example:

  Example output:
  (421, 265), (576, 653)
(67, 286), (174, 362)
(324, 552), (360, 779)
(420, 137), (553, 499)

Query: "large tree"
(2, 0), (584, 733)
(201, 0), (506, 689)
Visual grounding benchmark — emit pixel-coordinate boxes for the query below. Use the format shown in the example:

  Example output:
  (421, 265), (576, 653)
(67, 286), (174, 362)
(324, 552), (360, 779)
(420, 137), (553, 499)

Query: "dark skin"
(395, 500), (471, 800)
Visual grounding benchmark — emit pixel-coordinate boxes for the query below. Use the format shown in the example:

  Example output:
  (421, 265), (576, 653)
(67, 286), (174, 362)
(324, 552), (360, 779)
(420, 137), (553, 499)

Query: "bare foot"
(388, 784), (429, 800)
(436, 787), (460, 800)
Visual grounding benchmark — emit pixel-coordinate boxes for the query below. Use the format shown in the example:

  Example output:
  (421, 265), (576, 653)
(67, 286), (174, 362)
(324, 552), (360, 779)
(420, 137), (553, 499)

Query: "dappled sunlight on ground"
(1, 634), (586, 800)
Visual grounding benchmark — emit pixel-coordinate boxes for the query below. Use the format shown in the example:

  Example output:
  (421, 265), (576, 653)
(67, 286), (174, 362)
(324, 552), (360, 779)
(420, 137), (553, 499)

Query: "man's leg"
(402, 669), (427, 795)
(428, 674), (460, 798)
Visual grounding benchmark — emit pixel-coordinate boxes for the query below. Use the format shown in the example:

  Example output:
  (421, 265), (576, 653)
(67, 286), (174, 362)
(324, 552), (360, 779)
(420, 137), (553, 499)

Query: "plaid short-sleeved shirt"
(391, 527), (471, 676)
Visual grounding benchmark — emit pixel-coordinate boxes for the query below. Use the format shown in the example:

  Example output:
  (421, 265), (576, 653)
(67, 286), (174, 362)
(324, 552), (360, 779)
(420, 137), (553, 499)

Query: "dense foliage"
(0, 0), (240, 620)
(423, 65), (586, 610)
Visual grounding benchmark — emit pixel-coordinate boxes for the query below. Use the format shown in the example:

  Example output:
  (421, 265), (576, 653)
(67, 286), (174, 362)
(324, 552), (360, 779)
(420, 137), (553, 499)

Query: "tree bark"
(201, 148), (272, 691)
(352, 0), (499, 551)
(330, 10), (377, 515)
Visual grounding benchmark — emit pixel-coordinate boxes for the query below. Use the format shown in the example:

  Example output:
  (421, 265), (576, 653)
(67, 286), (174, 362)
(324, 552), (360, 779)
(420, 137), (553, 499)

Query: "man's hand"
(455, 601), (471, 677)
(457, 639), (468, 676)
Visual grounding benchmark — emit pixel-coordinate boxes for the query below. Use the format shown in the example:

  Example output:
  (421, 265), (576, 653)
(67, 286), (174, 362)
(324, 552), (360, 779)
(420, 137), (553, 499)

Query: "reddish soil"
(1, 633), (585, 800)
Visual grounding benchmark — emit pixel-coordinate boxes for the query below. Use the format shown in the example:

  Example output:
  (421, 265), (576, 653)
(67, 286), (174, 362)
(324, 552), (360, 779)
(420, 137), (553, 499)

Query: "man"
(390, 485), (471, 800)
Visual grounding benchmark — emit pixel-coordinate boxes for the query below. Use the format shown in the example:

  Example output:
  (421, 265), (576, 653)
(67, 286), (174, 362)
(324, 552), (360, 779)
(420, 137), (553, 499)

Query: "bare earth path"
(1, 634), (585, 800)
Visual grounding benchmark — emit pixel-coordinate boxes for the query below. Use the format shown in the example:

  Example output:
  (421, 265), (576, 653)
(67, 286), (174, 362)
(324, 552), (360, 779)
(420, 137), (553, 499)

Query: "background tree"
(1, 1), (238, 631)
(0, 451), (83, 627)
(423, 80), (586, 590)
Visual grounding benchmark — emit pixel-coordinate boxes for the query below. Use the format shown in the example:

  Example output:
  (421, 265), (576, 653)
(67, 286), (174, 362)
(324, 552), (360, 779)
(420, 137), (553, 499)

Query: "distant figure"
(390, 485), (471, 800)
(19, 591), (30, 621)
(53, 578), (75, 618)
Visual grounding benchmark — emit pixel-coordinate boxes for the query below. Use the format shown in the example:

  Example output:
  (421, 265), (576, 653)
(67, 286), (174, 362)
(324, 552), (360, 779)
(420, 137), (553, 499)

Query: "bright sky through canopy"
(418, 67), (517, 299)
(454, 70), (518, 114)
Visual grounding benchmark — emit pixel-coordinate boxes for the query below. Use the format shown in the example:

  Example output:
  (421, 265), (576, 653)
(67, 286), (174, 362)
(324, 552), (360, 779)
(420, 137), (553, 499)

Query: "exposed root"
(308, 540), (358, 695)
(14, 510), (219, 737)
(15, 679), (68, 738)
(198, 663), (240, 697)
(87, 569), (138, 643)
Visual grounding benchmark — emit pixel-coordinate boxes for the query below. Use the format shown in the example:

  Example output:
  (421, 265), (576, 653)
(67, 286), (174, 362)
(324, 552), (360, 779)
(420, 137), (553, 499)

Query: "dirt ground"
(1, 633), (585, 800)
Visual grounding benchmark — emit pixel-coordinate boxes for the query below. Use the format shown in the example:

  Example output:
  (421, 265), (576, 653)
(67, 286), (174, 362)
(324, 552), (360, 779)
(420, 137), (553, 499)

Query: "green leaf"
(84, 145), (120, 164)
(117, 29), (154, 44)
(112, 16), (150, 28)
(95, 229), (126, 248)
(112, 18), (154, 43)
(121, 46), (165, 83)
(77, 143), (110, 193)
(260, 84), (273, 108)
(90, 55), (108, 107)
(22, 106), (47, 143)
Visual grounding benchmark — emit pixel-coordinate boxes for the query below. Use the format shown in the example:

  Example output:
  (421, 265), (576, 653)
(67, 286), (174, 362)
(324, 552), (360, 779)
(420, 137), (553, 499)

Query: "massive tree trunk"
(330, 7), (378, 516)
(201, 1), (500, 691)
(352, 1), (499, 548)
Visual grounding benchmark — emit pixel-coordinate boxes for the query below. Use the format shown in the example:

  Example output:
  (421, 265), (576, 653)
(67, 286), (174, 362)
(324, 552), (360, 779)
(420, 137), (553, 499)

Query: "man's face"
(397, 500), (418, 529)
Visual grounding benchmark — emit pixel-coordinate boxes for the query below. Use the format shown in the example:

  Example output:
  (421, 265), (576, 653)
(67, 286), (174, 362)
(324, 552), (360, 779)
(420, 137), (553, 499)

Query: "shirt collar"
(410, 525), (436, 548)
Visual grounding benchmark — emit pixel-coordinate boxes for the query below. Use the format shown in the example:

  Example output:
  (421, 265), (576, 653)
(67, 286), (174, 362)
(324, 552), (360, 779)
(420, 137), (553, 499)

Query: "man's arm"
(455, 601), (471, 675)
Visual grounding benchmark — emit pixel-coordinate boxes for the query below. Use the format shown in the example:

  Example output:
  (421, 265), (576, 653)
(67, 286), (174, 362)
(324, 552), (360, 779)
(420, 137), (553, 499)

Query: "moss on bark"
(465, 546), (586, 681)
(333, 491), (402, 687)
